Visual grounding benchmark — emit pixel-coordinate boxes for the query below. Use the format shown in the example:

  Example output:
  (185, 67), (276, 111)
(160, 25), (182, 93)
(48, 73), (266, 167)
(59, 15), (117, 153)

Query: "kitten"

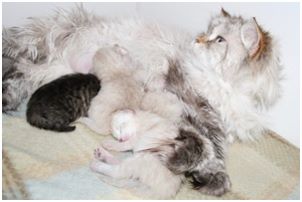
(78, 45), (143, 135)
(82, 45), (184, 198)
(26, 73), (101, 132)
(90, 109), (183, 199)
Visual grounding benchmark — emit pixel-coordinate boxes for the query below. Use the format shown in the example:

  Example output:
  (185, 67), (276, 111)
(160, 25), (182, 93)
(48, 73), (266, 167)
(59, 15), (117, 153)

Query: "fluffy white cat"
(2, 6), (283, 198)
(3, 6), (282, 141)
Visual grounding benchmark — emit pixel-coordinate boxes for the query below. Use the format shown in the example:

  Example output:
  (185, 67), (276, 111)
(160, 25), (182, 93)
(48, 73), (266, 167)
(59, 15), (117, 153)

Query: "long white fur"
(5, 6), (283, 198)
(8, 6), (282, 141)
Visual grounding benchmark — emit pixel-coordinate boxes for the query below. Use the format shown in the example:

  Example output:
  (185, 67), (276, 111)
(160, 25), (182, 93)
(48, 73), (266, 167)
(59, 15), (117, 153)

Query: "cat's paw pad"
(93, 146), (110, 162)
(111, 109), (137, 141)
(192, 171), (231, 196)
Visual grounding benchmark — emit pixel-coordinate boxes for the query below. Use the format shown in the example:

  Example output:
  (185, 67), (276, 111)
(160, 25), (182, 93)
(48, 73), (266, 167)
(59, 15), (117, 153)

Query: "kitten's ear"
(221, 8), (231, 17)
(241, 18), (265, 59)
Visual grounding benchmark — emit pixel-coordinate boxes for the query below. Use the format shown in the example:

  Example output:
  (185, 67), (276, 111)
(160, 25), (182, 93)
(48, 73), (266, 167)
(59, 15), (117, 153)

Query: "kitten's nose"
(195, 35), (208, 44)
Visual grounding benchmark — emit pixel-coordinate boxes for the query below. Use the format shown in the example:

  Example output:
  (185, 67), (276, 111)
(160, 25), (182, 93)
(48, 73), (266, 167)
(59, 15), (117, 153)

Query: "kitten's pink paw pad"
(94, 148), (102, 160)
(93, 146), (110, 161)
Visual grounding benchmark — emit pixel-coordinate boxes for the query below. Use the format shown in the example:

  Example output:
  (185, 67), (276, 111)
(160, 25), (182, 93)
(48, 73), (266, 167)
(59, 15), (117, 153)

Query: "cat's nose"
(195, 35), (208, 44)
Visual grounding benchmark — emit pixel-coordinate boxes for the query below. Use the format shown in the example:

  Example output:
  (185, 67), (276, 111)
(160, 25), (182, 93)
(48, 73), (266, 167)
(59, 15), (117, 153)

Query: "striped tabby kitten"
(26, 73), (101, 132)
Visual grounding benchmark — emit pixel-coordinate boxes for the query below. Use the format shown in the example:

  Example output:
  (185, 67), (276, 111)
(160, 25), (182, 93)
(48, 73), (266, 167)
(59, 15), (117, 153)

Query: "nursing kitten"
(90, 109), (183, 199)
(78, 45), (145, 135)
(26, 73), (101, 132)
(82, 45), (184, 198)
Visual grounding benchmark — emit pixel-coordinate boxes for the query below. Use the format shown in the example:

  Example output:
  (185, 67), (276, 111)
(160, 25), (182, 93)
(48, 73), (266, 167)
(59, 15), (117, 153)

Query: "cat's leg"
(90, 152), (182, 199)
(101, 138), (133, 152)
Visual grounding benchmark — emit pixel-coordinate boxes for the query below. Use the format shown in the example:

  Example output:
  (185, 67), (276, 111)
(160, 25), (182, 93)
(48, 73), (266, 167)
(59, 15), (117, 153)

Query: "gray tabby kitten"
(26, 73), (101, 132)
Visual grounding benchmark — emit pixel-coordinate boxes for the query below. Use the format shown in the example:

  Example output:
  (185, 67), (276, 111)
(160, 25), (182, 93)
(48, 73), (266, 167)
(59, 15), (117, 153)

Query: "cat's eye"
(215, 36), (225, 43)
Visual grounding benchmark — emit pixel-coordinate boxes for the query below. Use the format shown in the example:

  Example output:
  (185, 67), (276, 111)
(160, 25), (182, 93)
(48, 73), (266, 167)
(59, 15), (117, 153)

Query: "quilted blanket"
(2, 114), (300, 199)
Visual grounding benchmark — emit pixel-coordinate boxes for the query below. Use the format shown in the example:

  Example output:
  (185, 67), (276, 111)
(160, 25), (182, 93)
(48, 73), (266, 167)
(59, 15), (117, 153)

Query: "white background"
(2, 2), (300, 147)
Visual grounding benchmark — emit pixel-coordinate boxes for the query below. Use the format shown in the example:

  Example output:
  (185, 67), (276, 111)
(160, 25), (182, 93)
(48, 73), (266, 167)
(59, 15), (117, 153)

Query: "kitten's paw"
(94, 147), (106, 161)
(93, 146), (118, 164)
(192, 171), (231, 196)
(111, 109), (137, 141)
(90, 159), (103, 172)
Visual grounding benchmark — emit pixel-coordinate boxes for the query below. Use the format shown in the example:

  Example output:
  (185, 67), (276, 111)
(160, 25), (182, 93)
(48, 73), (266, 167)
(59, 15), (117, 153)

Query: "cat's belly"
(62, 19), (186, 74)
(68, 51), (96, 74)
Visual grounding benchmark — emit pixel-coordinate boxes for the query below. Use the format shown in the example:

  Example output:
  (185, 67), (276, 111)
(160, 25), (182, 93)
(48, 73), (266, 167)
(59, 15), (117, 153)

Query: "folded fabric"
(2, 114), (300, 199)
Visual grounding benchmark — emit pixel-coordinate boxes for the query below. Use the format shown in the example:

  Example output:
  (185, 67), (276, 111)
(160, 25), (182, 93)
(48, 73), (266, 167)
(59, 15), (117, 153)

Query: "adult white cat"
(2, 6), (282, 198)
(3, 6), (282, 141)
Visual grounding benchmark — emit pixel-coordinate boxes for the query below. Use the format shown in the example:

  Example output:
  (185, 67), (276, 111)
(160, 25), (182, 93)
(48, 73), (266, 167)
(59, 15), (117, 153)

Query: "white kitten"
(90, 108), (182, 199)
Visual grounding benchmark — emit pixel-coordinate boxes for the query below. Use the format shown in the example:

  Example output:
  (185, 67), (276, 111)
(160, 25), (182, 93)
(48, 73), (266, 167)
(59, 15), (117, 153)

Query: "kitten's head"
(193, 8), (282, 109)
(94, 44), (133, 69)
(111, 109), (137, 142)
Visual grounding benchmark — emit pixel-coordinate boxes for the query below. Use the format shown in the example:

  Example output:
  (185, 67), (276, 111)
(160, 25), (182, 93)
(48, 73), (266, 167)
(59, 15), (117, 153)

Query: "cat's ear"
(241, 18), (265, 59)
(221, 8), (231, 18)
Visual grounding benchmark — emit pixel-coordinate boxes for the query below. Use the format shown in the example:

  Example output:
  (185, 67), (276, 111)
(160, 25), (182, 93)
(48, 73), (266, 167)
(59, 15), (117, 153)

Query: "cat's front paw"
(192, 171), (231, 196)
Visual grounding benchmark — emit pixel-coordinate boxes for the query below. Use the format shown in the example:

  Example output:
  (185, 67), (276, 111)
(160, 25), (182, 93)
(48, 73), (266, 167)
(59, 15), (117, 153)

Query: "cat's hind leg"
(90, 152), (182, 199)
(101, 138), (133, 152)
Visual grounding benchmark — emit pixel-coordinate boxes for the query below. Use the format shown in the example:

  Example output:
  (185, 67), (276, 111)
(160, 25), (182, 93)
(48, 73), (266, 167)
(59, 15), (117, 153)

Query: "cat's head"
(193, 8), (282, 109)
